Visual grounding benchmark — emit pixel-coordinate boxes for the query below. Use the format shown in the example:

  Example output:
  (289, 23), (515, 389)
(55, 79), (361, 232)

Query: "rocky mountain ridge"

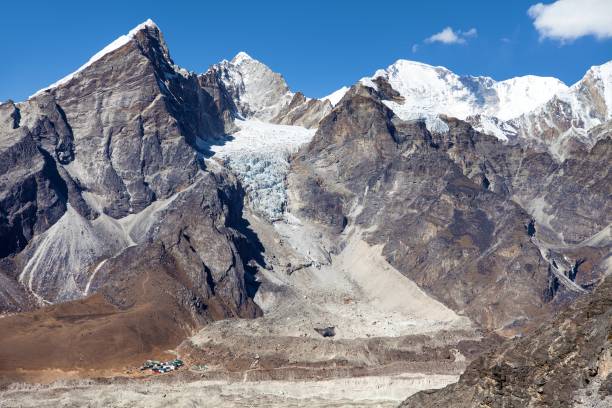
(288, 83), (610, 332)
(401, 274), (612, 408)
(342, 58), (612, 160)
(0, 20), (609, 406)
(0, 20), (261, 318)
(1, 17), (608, 332)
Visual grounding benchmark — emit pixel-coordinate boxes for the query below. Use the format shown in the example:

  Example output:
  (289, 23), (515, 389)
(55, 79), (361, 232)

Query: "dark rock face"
(0, 125), (66, 259)
(24, 94), (75, 165)
(400, 276), (612, 408)
(197, 69), (240, 133)
(0, 23), (261, 324)
(21, 24), (209, 218)
(289, 85), (608, 332)
(272, 92), (333, 128)
(527, 135), (611, 244)
(314, 326), (336, 337)
(426, 117), (611, 245)
(87, 171), (261, 321)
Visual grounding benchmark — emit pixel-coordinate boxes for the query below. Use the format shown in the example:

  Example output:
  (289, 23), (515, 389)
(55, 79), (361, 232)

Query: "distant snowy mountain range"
(356, 59), (612, 158)
(27, 20), (611, 161)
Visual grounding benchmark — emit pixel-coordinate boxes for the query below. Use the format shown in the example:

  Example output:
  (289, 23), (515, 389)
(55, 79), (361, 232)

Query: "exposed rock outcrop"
(0, 21), (261, 323)
(0, 121), (66, 260)
(288, 84), (609, 332)
(206, 52), (331, 128)
(400, 275), (612, 408)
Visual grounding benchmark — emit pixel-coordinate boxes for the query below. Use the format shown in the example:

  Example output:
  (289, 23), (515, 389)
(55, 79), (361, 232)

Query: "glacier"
(207, 119), (315, 221)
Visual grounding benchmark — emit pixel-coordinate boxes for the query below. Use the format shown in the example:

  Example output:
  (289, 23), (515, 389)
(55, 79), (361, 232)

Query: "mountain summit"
(0, 19), (610, 407)
(31, 19), (164, 98)
(350, 58), (612, 157)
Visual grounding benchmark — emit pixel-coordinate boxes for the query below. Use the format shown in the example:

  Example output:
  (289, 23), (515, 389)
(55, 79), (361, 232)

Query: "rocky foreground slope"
(0, 20), (263, 378)
(289, 83), (610, 332)
(0, 18), (610, 407)
(401, 275), (611, 408)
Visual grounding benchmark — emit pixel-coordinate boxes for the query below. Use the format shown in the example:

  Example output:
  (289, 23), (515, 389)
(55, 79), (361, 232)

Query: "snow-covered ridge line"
(322, 86), (349, 106)
(232, 51), (255, 65)
(30, 19), (158, 98)
(358, 59), (569, 122)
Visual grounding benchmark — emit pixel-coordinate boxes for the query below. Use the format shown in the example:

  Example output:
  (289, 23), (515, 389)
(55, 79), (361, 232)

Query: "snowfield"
(322, 86), (350, 106)
(361, 59), (568, 122)
(207, 119), (316, 220)
(357, 59), (570, 139)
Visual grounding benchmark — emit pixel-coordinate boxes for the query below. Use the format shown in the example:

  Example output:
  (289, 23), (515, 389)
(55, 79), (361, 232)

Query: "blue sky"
(1, 0), (611, 102)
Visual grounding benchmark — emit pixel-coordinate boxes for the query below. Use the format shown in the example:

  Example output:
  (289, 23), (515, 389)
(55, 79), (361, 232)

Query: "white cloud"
(425, 27), (478, 45)
(528, 0), (612, 42)
(463, 28), (478, 38)
(411, 44), (419, 53)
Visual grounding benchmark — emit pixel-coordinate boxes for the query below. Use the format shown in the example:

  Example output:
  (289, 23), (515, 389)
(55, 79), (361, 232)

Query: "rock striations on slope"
(288, 83), (610, 333)
(0, 21), (262, 374)
(400, 275), (612, 408)
(0, 19), (609, 392)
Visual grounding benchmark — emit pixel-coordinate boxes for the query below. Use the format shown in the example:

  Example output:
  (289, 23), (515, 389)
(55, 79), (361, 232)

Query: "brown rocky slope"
(400, 275), (611, 408)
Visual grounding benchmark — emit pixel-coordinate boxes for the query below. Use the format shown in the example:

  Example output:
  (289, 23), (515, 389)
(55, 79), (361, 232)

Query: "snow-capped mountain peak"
(351, 58), (592, 146)
(505, 60), (612, 159)
(31, 19), (161, 98)
(209, 52), (293, 121)
(364, 59), (484, 120)
(359, 58), (568, 124)
(231, 51), (255, 65)
(130, 18), (158, 33)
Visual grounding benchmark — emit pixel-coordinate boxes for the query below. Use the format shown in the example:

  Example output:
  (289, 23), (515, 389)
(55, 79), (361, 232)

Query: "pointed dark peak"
(129, 19), (175, 69)
(29, 19), (176, 99)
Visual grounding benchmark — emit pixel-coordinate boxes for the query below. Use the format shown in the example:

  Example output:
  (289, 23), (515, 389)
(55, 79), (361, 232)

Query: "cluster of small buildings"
(140, 359), (184, 374)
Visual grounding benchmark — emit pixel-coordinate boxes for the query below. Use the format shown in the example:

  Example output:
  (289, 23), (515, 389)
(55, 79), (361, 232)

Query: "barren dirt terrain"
(0, 210), (490, 406)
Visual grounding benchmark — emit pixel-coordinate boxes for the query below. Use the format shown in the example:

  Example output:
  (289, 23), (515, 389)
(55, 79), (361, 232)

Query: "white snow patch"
(474, 116), (510, 141)
(322, 86), (350, 106)
(30, 19), (158, 98)
(232, 51), (254, 65)
(492, 75), (568, 121)
(383, 101), (450, 134)
(84, 259), (107, 295)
